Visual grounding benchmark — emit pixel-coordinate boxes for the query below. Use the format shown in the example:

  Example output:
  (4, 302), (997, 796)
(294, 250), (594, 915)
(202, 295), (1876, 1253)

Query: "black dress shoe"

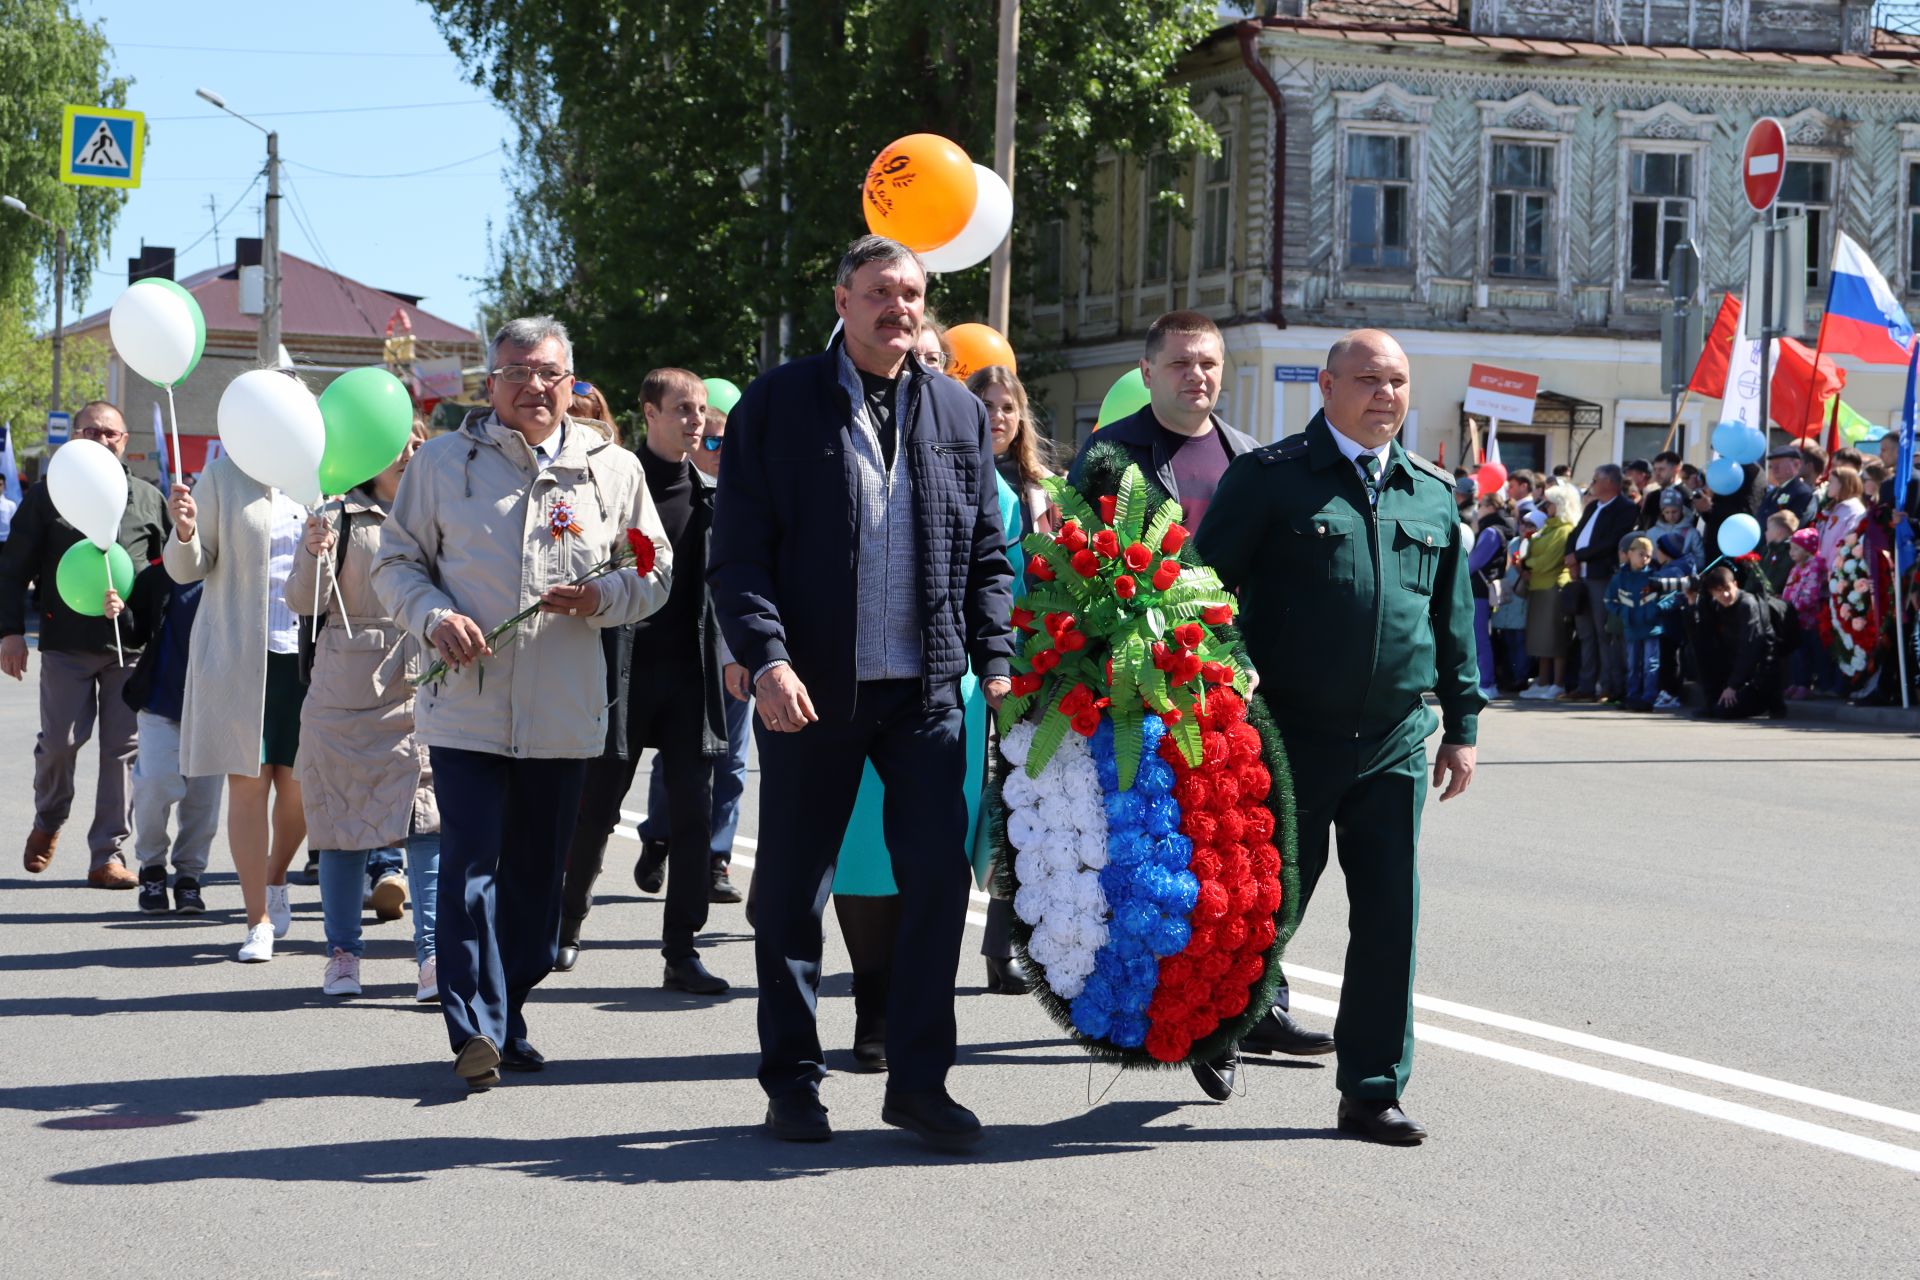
(709, 865), (744, 904)
(983, 954), (1033, 995)
(765, 1090), (831, 1142)
(554, 916), (583, 973)
(1337, 1095), (1428, 1145)
(454, 1036), (501, 1091)
(500, 1038), (546, 1072)
(1241, 1007), (1335, 1057)
(882, 1088), (982, 1152)
(1190, 1050), (1238, 1101)
(663, 955), (729, 995)
(633, 840), (668, 894)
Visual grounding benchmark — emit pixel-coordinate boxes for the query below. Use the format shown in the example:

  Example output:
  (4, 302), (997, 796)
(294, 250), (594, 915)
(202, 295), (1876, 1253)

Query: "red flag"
(1771, 336), (1846, 439)
(1687, 294), (1742, 397)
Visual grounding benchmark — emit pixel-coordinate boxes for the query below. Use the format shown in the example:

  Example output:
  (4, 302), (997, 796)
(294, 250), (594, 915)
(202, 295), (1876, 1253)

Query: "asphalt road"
(1, 667), (1917, 1279)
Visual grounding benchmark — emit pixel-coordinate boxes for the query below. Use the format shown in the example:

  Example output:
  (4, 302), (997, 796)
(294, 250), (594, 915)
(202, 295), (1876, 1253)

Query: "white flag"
(1718, 336), (1776, 432)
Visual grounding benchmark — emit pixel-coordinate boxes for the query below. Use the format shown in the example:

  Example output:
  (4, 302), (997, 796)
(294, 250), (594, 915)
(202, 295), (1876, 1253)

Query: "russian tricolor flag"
(1820, 233), (1916, 366)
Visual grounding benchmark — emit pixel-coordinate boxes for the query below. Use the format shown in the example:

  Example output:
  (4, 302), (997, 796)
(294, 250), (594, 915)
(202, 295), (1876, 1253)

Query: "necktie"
(1358, 453), (1381, 505)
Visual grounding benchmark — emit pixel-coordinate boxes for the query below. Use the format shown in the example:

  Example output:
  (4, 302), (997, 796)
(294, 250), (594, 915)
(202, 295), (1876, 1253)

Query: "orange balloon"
(945, 323), (1016, 383)
(863, 134), (978, 254)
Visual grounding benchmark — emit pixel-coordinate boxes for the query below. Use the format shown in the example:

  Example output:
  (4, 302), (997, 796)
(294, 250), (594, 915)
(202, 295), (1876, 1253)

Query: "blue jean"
(1473, 598), (1496, 688)
(1624, 635), (1661, 705)
(1496, 629), (1530, 687)
(316, 834), (440, 963)
(638, 690), (751, 868)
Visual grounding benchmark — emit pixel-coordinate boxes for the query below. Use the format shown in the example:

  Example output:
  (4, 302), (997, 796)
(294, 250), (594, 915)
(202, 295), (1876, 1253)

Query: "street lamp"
(195, 86), (280, 367)
(1, 195), (69, 420)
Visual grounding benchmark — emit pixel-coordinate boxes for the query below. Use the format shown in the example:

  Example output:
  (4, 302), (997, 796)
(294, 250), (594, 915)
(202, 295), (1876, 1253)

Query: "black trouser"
(561, 654), (713, 962)
(430, 747), (588, 1054)
(754, 679), (971, 1097)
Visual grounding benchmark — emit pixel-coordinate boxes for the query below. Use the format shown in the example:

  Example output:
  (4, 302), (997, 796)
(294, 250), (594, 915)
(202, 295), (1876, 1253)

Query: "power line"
(281, 171), (383, 339)
(89, 170), (266, 279)
(116, 41), (456, 58)
(146, 100), (490, 122)
(285, 146), (501, 180)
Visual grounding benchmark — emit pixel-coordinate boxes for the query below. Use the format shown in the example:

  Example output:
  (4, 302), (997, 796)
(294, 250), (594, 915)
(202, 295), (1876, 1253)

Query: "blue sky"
(68, 1), (514, 331)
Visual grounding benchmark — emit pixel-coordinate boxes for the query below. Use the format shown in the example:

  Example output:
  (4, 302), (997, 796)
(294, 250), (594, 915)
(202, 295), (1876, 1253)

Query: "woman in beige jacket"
(289, 420), (440, 1001)
(165, 449), (311, 963)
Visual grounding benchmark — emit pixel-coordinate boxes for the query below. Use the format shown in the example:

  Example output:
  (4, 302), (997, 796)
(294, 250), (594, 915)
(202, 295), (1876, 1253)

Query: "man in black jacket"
(1692, 564), (1783, 719)
(1564, 463), (1637, 701)
(710, 234), (1014, 1151)
(0, 402), (170, 885)
(558, 369), (732, 995)
(1067, 309), (1260, 526)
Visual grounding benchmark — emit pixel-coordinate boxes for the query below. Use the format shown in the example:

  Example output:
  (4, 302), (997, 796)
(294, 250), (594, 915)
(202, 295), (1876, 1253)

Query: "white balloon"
(109, 282), (200, 386)
(217, 369), (325, 506)
(919, 164), (1014, 274)
(47, 439), (129, 551)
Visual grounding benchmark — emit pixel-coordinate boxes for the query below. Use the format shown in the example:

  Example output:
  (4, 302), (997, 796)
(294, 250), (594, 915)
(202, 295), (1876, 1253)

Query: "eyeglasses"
(76, 426), (126, 443)
(572, 380), (594, 397)
(491, 364), (572, 388)
(919, 350), (947, 370)
(701, 436), (724, 452)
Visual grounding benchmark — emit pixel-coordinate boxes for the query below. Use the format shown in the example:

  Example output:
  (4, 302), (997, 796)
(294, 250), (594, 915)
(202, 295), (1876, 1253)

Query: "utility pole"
(986, 0), (1020, 334)
(206, 193), (220, 266)
(1, 195), (67, 417)
(196, 88), (281, 366)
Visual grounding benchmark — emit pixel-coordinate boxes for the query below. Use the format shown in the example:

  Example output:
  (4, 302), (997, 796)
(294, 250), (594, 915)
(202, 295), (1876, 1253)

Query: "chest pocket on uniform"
(1391, 518), (1443, 595)
(1288, 511), (1357, 584)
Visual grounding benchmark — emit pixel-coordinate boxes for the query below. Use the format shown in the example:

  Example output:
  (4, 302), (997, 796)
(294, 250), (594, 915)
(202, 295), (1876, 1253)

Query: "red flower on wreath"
(1123, 542), (1153, 572)
(1011, 606), (1036, 631)
(1115, 575), (1137, 600)
(1010, 672), (1042, 696)
(1201, 603), (1233, 625)
(1091, 529), (1121, 560)
(1027, 554), (1054, 582)
(1054, 519), (1088, 554)
(1173, 622), (1205, 651)
(1099, 494), (1117, 524)
(625, 529), (657, 574)
(1031, 647), (1060, 674)
(1153, 560), (1182, 591)
(1071, 549), (1102, 577)
(1162, 524), (1189, 555)
(1059, 684), (1095, 717)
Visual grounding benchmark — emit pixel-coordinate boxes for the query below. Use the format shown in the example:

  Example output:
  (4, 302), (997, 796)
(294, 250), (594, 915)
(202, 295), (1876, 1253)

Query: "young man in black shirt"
(558, 369), (733, 994)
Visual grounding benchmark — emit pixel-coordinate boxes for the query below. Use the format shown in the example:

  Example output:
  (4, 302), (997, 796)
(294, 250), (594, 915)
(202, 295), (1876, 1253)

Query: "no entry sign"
(1742, 117), (1786, 213)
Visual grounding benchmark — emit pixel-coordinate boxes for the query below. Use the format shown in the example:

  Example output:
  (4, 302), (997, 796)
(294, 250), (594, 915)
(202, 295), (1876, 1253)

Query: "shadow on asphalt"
(44, 1100), (1338, 1185)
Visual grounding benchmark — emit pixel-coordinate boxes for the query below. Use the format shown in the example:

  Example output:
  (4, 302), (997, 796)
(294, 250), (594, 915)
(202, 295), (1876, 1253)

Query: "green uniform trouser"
(1282, 717), (1427, 1101)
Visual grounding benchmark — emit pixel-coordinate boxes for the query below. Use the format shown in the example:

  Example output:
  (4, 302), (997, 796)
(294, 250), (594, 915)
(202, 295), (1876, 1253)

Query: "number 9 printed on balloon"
(988, 451), (1299, 1068)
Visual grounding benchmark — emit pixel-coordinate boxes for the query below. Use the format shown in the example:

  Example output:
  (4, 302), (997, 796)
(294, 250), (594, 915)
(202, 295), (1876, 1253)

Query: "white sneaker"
(237, 923), (274, 963)
(1518, 685), (1547, 700)
(266, 882), (291, 939)
(1653, 691), (1681, 709)
(415, 956), (439, 1003)
(1539, 684), (1565, 699)
(322, 948), (361, 997)
(1478, 684), (1500, 701)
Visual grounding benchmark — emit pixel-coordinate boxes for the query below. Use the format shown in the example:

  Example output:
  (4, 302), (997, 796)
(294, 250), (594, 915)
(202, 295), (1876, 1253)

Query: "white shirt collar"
(1326, 421), (1391, 468)
(530, 421), (566, 467)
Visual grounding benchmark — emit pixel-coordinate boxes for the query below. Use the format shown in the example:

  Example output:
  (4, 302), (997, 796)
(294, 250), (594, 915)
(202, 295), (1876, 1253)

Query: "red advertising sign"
(1464, 363), (1540, 425)
(1742, 117), (1786, 212)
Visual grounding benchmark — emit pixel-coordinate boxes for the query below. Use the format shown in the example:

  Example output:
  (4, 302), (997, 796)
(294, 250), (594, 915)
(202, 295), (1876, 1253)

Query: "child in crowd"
(1691, 564), (1786, 720)
(1653, 488), (1706, 567)
(1604, 536), (1672, 712)
(1649, 531), (1696, 707)
(1490, 505), (1531, 690)
(1761, 510), (1798, 595)
(108, 564), (224, 914)
(1781, 526), (1827, 700)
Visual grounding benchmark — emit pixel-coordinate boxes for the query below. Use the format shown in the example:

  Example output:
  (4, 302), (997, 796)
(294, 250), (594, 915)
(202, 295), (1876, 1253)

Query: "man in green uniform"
(1194, 329), (1482, 1145)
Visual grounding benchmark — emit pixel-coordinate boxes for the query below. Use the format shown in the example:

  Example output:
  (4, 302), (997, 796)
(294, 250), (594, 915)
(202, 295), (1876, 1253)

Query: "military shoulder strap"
(1255, 434), (1311, 467)
(1402, 450), (1454, 486)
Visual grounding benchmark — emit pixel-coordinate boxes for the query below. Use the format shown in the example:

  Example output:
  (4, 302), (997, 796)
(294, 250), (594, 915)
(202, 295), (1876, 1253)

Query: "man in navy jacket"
(709, 234), (1014, 1151)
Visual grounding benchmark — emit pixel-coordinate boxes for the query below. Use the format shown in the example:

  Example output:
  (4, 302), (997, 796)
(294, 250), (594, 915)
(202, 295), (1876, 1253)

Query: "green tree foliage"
(0, 316), (109, 456)
(0, 0), (130, 313)
(427, 0), (1218, 419)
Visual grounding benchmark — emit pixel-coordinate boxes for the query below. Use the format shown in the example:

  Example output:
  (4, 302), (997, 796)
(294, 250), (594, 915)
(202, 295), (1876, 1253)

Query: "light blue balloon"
(1711, 420), (1767, 466)
(1717, 513), (1762, 558)
(1706, 457), (1744, 495)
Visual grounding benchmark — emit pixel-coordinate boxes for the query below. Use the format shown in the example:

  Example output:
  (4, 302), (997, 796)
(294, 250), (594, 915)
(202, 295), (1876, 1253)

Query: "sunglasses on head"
(572, 380), (594, 397)
(700, 436), (724, 452)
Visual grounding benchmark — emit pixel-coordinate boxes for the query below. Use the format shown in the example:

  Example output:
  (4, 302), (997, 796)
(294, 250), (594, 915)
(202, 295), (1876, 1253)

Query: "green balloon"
(1096, 368), (1150, 429)
(703, 377), (742, 415)
(56, 541), (134, 617)
(318, 367), (414, 495)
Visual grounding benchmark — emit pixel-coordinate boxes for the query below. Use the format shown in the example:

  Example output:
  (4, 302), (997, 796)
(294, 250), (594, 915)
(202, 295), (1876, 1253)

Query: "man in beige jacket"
(374, 316), (671, 1091)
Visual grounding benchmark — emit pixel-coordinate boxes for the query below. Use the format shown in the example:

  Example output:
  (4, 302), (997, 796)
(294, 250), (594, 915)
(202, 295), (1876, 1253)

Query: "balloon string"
(106, 557), (122, 666)
(329, 557), (353, 640)
(165, 384), (183, 495)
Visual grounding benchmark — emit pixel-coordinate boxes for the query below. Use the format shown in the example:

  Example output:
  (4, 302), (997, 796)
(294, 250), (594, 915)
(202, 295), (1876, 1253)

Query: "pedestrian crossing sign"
(59, 105), (143, 189)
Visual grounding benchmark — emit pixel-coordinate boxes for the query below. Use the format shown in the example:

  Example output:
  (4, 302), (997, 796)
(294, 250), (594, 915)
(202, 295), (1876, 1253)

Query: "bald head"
(1319, 329), (1411, 449)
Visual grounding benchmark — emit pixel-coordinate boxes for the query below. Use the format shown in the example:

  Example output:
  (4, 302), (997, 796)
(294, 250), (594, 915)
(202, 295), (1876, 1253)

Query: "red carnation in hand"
(1031, 647), (1060, 674)
(1201, 603), (1233, 625)
(1123, 542), (1152, 572)
(1059, 684), (1095, 717)
(1091, 529), (1120, 560)
(1027, 553), (1055, 582)
(1011, 606), (1036, 631)
(1070, 549), (1102, 577)
(1054, 519), (1088, 554)
(1114, 574), (1137, 600)
(626, 529), (657, 574)
(1010, 672), (1042, 696)
(1161, 524), (1189, 555)
(1173, 622), (1205, 651)
(1153, 560), (1181, 591)
(1099, 494), (1117, 524)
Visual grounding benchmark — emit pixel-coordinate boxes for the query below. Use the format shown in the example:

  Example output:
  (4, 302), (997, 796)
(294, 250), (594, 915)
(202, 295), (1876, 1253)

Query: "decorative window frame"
(1778, 109), (1850, 300)
(1076, 155), (1122, 337)
(1614, 102), (1716, 296)
(1476, 92), (1577, 296)
(1898, 123), (1920, 299)
(1332, 82), (1435, 287)
(1134, 149), (1181, 313)
(1186, 90), (1245, 317)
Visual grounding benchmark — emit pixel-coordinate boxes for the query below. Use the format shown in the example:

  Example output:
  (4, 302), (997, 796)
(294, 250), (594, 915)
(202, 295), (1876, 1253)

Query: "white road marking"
(1287, 991), (1920, 1176)
(1284, 965), (1920, 1136)
(613, 815), (1916, 1171)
